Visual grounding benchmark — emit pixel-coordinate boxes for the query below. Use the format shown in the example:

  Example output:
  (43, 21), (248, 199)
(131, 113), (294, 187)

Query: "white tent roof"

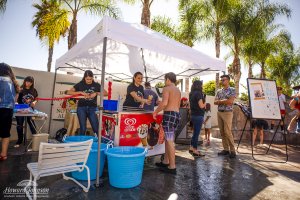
(55, 16), (225, 82)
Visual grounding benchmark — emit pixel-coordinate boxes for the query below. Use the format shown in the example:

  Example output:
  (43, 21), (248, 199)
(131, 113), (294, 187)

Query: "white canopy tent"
(54, 16), (226, 187)
(55, 16), (225, 81)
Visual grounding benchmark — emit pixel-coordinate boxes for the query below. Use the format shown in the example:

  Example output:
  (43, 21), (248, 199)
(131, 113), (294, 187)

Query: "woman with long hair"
(67, 70), (107, 135)
(123, 72), (150, 110)
(15, 76), (38, 147)
(0, 63), (19, 160)
(189, 80), (205, 157)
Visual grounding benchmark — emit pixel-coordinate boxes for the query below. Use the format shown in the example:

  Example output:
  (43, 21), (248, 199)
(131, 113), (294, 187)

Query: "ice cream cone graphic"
(137, 124), (148, 147)
(141, 137), (148, 146)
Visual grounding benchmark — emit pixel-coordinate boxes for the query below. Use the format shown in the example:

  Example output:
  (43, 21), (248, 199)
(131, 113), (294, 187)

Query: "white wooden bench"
(24, 139), (93, 200)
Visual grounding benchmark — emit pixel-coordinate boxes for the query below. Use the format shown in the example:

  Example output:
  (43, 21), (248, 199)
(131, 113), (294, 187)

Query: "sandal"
(155, 162), (169, 168)
(0, 155), (8, 161)
(192, 151), (205, 157)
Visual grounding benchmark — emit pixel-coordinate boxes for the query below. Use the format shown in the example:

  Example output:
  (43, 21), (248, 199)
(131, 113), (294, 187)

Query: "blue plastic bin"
(14, 104), (29, 112)
(103, 100), (118, 111)
(105, 146), (147, 188)
(64, 136), (107, 181)
(14, 104), (29, 109)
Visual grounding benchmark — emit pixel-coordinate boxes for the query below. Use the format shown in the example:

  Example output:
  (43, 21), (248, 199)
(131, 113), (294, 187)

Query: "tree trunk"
(215, 73), (220, 94)
(248, 61), (253, 78)
(215, 23), (221, 58)
(141, 0), (151, 27)
(68, 12), (78, 49)
(47, 46), (54, 72)
(215, 24), (221, 95)
(231, 39), (241, 95)
(260, 62), (266, 79)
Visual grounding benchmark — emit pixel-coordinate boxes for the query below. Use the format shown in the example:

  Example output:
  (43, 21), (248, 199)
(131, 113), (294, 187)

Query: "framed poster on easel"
(237, 78), (288, 162)
(247, 78), (281, 120)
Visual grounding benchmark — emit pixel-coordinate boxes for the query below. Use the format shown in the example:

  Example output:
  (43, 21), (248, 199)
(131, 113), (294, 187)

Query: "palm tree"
(151, 16), (181, 41)
(223, 0), (290, 94)
(32, 0), (70, 72)
(123, 0), (156, 27)
(179, 0), (231, 92)
(179, 0), (230, 58)
(59, 0), (119, 49)
(266, 47), (300, 94)
(151, 16), (197, 47)
(256, 30), (292, 78)
(0, 0), (7, 13)
(240, 38), (257, 78)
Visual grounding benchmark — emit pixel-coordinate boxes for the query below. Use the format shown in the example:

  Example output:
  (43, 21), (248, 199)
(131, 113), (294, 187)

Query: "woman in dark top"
(189, 80), (206, 157)
(67, 70), (107, 135)
(123, 72), (150, 110)
(15, 76), (38, 147)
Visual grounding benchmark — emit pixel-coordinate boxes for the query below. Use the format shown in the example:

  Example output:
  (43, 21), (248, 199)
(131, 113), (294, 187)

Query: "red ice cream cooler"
(101, 111), (164, 157)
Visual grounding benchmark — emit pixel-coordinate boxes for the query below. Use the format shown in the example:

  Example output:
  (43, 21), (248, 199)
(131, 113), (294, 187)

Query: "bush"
(203, 80), (235, 96)
(203, 80), (216, 96)
(155, 82), (165, 88)
(240, 92), (249, 102)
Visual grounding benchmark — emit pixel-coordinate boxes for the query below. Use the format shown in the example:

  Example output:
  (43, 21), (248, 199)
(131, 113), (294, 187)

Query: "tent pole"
(141, 48), (148, 82)
(48, 68), (58, 134)
(96, 37), (107, 188)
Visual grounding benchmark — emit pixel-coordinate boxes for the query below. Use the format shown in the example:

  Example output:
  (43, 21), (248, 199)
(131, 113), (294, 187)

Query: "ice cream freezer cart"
(101, 110), (164, 157)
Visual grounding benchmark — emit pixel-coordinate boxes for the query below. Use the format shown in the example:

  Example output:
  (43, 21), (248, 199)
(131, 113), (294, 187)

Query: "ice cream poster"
(248, 79), (281, 120)
(119, 113), (165, 157)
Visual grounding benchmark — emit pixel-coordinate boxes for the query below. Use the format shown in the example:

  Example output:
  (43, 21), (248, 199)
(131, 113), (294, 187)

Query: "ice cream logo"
(124, 118), (136, 132)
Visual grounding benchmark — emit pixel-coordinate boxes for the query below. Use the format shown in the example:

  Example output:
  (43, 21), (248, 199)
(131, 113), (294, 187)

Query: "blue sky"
(0, 0), (299, 81)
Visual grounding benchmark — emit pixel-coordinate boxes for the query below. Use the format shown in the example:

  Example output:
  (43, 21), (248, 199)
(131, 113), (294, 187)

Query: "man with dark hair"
(214, 74), (237, 158)
(144, 82), (159, 111)
(153, 72), (181, 174)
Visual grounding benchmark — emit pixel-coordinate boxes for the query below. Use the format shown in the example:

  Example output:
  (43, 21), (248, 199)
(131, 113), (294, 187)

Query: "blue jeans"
(191, 115), (204, 148)
(16, 116), (36, 144)
(77, 106), (99, 135)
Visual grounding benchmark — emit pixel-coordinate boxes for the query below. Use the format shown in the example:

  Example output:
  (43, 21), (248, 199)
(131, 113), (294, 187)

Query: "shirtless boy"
(153, 72), (181, 174)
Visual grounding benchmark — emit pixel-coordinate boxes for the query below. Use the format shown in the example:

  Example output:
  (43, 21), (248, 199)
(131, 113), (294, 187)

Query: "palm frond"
(0, 0), (7, 13)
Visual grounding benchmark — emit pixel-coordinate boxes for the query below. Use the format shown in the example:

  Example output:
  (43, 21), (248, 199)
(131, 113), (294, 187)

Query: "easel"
(236, 116), (288, 162)
(237, 78), (288, 163)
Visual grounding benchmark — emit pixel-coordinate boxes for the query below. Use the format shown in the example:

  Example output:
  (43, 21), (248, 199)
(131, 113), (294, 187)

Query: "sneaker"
(14, 142), (21, 148)
(229, 152), (236, 159)
(218, 150), (229, 156)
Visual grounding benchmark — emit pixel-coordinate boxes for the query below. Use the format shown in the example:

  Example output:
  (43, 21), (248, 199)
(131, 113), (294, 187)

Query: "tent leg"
(48, 68), (58, 134)
(95, 37), (107, 188)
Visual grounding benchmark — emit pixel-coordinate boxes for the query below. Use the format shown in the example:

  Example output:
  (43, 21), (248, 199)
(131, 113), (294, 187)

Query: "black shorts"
(252, 119), (268, 130)
(0, 108), (13, 138)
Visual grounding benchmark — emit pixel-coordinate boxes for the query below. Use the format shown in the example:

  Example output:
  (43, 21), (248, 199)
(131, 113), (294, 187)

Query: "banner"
(51, 82), (76, 120)
(119, 113), (164, 157)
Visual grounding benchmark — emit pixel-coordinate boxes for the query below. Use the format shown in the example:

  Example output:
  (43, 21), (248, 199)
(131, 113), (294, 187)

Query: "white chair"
(24, 139), (93, 200)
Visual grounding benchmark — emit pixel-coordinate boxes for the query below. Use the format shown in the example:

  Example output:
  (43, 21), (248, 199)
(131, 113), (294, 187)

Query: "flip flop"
(192, 152), (205, 157)
(0, 155), (8, 161)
